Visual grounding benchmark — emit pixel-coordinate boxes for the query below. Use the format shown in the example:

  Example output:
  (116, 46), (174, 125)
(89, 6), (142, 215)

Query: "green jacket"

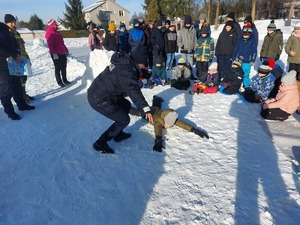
(285, 33), (300, 64)
(151, 106), (193, 138)
(260, 29), (283, 59)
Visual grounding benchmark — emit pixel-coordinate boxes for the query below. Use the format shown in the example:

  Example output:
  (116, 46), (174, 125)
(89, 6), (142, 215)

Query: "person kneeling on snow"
(219, 57), (244, 95)
(170, 58), (191, 90)
(244, 59), (283, 103)
(130, 96), (209, 152)
(191, 62), (219, 94)
(260, 70), (299, 121)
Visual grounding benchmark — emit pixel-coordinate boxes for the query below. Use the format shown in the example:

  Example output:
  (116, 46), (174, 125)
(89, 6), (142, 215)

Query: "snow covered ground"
(0, 19), (299, 225)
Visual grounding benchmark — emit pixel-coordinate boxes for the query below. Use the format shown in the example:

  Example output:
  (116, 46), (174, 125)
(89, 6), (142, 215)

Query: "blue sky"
(0, 0), (144, 23)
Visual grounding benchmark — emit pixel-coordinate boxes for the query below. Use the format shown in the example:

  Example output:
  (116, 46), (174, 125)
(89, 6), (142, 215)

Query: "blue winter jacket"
(233, 35), (257, 63)
(250, 73), (276, 101)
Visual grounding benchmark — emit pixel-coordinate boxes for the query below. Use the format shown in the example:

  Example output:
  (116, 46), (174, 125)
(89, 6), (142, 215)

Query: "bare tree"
(207, 0), (212, 23)
(287, 0), (296, 26)
(214, 0), (220, 30)
(251, 0), (256, 22)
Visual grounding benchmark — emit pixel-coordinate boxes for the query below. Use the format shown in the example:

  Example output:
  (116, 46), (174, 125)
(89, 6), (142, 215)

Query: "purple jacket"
(45, 27), (68, 54)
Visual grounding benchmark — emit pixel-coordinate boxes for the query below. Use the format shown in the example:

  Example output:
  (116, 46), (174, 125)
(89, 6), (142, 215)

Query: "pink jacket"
(45, 26), (68, 54)
(266, 83), (299, 114)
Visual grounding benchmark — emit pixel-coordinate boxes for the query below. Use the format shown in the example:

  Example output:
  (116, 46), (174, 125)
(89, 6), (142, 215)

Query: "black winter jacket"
(151, 27), (165, 51)
(164, 30), (177, 53)
(215, 29), (238, 56)
(87, 52), (150, 115)
(0, 23), (19, 67)
(103, 32), (119, 51)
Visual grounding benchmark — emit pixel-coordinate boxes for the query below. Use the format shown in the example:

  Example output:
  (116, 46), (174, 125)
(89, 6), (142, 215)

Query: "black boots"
(7, 111), (21, 120)
(18, 104), (35, 111)
(113, 131), (131, 142)
(93, 133), (114, 154)
(93, 131), (132, 154)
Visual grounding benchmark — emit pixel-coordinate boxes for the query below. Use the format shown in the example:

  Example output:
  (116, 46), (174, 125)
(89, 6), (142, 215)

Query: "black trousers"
(51, 54), (67, 84)
(260, 107), (291, 121)
(88, 95), (131, 140)
(196, 61), (209, 79)
(0, 67), (14, 114)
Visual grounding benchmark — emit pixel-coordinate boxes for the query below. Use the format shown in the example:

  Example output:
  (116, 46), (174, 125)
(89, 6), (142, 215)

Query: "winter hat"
(242, 23), (252, 35)
(201, 25), (209, 34)
(244, 15), (252, 24)
(156, 20), (163, 27)
(258, 62), (271, 75)
(199, 13), (206, 20)
(227, 12), (235, 20)
(119, 24), (126, 29)
(4, 14), (16, 23)
(225, 21), (234, 29)
(178, 58), (185, 65)
(133, 19), (140, 26)
(184, 15), (192, 25)
(281, 70), (297, 84)
(267, 59), (275, 69)
(267, 20), (276, 30)
(47, 19), (57, 27)
(208, 62), (218, 71)
(108, 22), (116, 31)
(164, 111), (178, 126)
(155, 56), (163, 65)
(232, 59), (242, 68)
(294, 22), (300, 30)
(165, 20), (171, 26)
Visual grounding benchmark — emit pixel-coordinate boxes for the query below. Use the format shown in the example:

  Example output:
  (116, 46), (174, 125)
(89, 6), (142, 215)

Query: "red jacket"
(45, 26), (68, 54)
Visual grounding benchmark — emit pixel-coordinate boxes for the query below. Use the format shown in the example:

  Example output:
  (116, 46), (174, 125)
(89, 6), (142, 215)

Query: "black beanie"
(244, 15), (252, 24)
(4, 14), (16, 23)
(184, 16), (192, 25)
(165, 20), (171, 26)
(156, 20), (162, 27)
(227, 12), (235, 20)
(225, 21), (234, 29)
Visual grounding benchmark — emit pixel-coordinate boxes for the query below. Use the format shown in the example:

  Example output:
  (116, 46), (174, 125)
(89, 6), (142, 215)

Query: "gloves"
(209, 58), (212, 63)
(153, 136), (164, 152)
(275, 54), (280, 61)
(191, 127), (209, 139)
(53, 53), (59, 60)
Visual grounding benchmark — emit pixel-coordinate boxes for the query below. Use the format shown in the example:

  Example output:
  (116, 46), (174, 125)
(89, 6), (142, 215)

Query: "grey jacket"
(177, 26), (197, 52)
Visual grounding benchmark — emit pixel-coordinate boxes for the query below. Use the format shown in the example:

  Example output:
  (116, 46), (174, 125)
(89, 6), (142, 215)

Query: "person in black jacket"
(0, 21), (31, 120)
(150, 20), (165, 69)
(215, 21), (238, 81)
(103, 22), (119, 52)
(87, 52), (154, 154)
(164, 24), (177, 70)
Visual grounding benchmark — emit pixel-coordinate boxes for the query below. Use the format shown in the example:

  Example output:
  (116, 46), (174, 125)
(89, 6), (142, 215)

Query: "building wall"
(84, 0), (129, 28)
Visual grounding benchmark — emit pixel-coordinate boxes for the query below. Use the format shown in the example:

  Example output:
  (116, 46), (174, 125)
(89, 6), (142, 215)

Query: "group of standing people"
(0, 14), (35, 120)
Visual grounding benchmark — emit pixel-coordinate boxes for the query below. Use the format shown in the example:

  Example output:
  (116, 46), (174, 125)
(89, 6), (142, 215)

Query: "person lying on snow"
(130, 96), (209, 152)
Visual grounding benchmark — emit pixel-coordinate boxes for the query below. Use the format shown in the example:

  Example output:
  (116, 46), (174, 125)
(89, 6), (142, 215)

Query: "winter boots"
(7, 111), (21, 120)
(18, 104), (35, 111)
(113, 131), (131, 142)
(93, 135), (114, 154)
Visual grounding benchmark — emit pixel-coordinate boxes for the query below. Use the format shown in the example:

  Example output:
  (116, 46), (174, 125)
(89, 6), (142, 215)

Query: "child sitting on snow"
(129, 96), (209, 152)
(190, 62), (219, 94)
(244, 59), (283, 103)
(261, 70), (299, 121)
(170, 58), (191, 90)
(219, 57), (244, 95)
(151, 56), (168, 86)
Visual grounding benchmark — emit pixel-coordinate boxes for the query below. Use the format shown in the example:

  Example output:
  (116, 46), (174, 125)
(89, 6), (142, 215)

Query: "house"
(83, 0), (129, 29)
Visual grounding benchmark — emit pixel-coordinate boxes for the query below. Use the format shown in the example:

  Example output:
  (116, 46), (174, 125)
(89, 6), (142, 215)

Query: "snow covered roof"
(83, 1), (105, 13)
